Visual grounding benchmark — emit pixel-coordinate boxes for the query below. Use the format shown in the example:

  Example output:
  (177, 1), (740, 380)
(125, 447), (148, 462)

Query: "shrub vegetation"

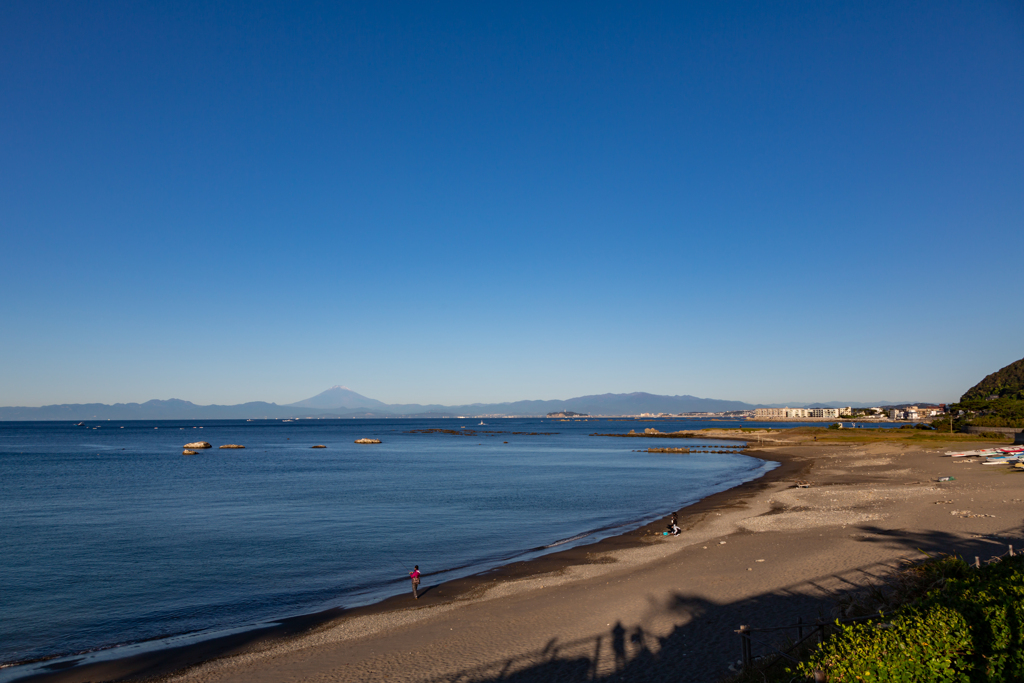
(792, 554), (1024, 682)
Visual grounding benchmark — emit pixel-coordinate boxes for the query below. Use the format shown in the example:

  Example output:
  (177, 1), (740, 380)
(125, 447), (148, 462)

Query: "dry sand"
(21, 438), (1024, 683)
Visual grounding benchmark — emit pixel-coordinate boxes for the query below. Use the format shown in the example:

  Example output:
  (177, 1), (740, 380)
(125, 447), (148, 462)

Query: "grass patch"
(778, 427), (1009, 445)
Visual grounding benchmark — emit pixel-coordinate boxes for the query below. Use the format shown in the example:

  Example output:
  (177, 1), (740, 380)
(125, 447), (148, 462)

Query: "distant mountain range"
(0, 386), (930, 421)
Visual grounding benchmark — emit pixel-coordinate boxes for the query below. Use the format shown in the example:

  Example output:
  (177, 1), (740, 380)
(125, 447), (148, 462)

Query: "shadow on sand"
(420, 525), (1024, 683)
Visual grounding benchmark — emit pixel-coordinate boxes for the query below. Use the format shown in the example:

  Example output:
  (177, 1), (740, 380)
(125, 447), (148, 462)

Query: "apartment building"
(753, 407), (845, 419)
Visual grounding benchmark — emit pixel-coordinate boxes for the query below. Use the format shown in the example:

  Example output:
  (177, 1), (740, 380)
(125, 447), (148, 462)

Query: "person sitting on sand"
(410, 565), (421, 599)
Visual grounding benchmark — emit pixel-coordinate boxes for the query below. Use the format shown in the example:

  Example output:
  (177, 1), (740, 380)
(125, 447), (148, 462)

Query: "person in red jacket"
(409, 565), (421, 599)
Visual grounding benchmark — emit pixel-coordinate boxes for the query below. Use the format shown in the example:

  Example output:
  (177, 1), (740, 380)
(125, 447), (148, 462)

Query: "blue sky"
(2, 1), (1022, 407)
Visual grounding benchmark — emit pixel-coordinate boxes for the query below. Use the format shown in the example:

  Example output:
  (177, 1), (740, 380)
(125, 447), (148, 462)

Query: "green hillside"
(961, 356), (1024, 401)
(946, 356), (1024, 428)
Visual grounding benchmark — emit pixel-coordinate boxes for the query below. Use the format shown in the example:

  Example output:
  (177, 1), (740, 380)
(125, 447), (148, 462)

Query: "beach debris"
(951, 510), (996, 518)
(184, 442), (212, 449)
(311, 445), (326, 448)
(756, 559), (765, 562)
(934, 500), (955, 504)
(795, 481), (811, 488)
(719, 541), (727, 545)
(938, 476), (955, 482)
(219, 444), (245, 449)
(183, 450), (197, 455)
(355, 438), (382, 444)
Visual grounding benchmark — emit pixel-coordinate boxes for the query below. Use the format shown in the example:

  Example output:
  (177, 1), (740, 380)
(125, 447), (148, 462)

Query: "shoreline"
(16, 430), (1021, 683)
(7, 445), (799, 683)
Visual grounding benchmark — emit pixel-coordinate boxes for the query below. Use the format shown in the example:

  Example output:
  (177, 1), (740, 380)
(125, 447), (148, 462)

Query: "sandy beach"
(19, 432), (1024, 683)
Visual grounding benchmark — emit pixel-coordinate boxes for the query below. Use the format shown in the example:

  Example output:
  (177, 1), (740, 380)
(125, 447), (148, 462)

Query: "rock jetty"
(219, 444), (245, 449)
(354, 438), (381, 444)
(184, 442), (212, 449)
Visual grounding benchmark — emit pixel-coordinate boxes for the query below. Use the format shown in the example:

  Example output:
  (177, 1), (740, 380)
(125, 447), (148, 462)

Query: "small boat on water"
(478, 421), (486, 425)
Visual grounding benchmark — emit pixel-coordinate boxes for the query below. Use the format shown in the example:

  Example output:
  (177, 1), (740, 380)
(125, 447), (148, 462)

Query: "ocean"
(0, 417), (778, 678)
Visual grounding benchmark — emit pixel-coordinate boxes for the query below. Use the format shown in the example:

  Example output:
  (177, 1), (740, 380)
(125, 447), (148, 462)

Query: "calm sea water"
(0, 417), (780, 676)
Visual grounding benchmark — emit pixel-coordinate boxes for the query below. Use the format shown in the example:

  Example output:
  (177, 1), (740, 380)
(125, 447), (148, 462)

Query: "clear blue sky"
(2, 1), (1022, 408)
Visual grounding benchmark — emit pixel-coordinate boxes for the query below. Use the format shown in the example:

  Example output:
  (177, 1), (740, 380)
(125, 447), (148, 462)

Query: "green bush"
(794, 555), (1024, 682)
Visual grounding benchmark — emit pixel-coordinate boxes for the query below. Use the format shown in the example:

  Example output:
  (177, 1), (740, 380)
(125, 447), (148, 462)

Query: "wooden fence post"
(739, 625), (752, 669)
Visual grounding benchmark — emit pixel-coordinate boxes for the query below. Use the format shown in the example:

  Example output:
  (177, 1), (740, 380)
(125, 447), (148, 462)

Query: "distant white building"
(753, 408), (788, 419)
(754, 407), (837, 419)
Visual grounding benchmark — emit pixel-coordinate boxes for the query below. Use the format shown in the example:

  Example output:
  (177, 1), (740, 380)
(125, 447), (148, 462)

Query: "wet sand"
(16, 437), (1024, 683)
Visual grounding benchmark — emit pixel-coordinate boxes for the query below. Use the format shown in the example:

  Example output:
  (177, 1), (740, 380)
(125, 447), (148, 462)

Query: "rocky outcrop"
(184, 442), (212, 449)
(219, 444), (245, 449)
(354, 438), (382, 444)
(644, 428), (662, 434)
(311, 445), (327, 448)
(183, 449), (198, 455)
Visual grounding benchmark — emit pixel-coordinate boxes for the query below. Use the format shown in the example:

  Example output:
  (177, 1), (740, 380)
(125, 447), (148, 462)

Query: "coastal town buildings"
(752, 407), (849, 420)
(887, 406), (941, 420)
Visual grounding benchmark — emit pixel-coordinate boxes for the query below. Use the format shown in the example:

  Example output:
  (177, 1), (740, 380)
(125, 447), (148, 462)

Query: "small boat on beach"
(948, 448), (1004, 458)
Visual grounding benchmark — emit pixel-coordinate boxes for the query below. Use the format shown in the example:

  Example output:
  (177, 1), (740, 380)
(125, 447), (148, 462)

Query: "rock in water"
(311, 445), (327, 448)
(184, 442), (212, 449)
(219, 444), (245, 449)
(354, 438), (381, 444)
(183, 450), (198, 455)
